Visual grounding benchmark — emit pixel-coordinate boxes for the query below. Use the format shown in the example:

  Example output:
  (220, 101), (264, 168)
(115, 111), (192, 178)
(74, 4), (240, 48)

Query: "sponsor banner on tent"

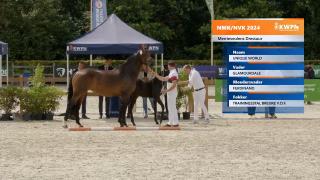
(67, 44), (163, 55)
(91, 0), (107, 28)
(212, 19), (304, 42)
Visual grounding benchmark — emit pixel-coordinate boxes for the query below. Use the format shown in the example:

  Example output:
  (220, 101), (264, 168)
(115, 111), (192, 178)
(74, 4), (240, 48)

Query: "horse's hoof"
(62, 125), (68, 129)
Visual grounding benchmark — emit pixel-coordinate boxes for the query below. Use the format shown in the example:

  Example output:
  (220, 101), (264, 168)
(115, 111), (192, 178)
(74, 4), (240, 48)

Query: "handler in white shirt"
(183, 65), (210, 123)
(149, 61), (179, 127)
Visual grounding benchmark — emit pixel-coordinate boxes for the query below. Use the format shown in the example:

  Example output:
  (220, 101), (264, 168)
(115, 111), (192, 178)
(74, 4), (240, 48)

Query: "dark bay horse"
(127, 77), (165, 126)
(64, 46), (152, 128)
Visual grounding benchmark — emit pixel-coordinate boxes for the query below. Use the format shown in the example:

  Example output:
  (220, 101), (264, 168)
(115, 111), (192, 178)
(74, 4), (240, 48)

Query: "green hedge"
(11, 59), (320, 66)
(11, 59), (219, 66)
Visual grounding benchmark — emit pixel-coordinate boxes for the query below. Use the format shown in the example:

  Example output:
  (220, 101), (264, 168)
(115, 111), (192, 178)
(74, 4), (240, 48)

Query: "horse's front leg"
(63, 104), (69, 128)
(128, 96), (137, 126)
(118, 103), (125, 127)
(119, 96), (130, 127)
(157, 97), (165, 125)
(153, 98), (159, 124)
(75, 101), (83, 127)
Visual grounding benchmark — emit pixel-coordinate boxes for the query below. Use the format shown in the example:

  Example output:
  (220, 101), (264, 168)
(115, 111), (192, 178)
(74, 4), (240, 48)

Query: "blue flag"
(91, 0), (107, 29)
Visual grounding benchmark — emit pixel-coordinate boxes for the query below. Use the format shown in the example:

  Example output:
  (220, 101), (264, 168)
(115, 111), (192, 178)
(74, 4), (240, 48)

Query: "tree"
(0, 0), (87, 60)
(0, 0), (318, 61)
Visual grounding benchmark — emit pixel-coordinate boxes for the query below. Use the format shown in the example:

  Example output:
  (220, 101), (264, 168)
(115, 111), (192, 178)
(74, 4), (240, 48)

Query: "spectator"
(98, 58), (113, 119)
(305, 65), (315, 105)
(248, 107), (277, 119)
(138, 69), (155, 118)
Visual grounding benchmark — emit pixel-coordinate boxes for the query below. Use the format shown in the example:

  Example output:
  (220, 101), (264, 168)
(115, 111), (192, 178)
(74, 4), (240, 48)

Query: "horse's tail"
(65, 74), (74, 120)
(67, 75), (73, 101)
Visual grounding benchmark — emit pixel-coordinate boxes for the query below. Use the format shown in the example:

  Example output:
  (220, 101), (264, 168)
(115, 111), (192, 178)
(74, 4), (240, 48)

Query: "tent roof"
(0, 41), (8, 55)
(67, 14), (163, 55)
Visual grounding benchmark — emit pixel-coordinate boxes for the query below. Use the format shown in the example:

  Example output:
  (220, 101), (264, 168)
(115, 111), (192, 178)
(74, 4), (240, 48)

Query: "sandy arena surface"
(1, 96), (320, 180)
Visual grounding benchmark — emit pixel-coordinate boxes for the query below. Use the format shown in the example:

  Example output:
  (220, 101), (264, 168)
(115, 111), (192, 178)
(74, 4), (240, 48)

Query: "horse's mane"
(119, 54), (138, 73)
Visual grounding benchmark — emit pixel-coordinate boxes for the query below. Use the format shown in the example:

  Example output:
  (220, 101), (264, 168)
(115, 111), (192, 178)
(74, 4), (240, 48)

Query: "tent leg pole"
(0, 55), (2, 87)
(90, 54), (93, 66)
(155, 54), (158, 73)
(6, 54), (8, 86)
(211, 41), (213, 66)
(67, 54), (69, 90)
(161, 54), (164, 71)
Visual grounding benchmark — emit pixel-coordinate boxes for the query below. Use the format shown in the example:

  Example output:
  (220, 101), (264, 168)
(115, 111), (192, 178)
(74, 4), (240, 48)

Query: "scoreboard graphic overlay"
(212, 19), (304, 114)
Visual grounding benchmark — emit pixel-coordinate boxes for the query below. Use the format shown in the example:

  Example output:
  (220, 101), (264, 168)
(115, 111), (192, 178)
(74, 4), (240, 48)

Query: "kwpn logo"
(56, 68), (66, 77)
(274, 22), (300, 32)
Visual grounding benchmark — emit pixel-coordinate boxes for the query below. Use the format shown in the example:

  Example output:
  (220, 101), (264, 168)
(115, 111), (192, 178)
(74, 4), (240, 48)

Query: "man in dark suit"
(98, 59), (113, 119)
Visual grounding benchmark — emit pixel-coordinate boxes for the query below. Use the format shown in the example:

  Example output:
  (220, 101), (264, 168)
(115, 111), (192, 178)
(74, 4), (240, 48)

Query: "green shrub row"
(11, 59), (320, 67)
(0, 65), (64, 116)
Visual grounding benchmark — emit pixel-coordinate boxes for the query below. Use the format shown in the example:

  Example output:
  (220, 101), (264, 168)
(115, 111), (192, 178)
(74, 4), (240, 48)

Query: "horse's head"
(137, 45), (153, 68)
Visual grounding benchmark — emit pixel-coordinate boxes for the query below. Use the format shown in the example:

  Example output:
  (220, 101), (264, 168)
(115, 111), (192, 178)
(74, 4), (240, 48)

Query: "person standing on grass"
(149, 61), (179, 127)
(183, 65), (210, 124)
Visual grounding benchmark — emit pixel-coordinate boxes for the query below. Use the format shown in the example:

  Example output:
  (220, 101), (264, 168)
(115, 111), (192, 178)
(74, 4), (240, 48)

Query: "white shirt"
(167, 69), (178, 92)
(188, 69), (204, 90)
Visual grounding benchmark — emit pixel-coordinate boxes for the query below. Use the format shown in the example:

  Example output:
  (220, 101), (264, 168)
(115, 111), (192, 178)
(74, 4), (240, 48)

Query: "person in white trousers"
(183, 65), (210, 124)
(149, 61), (179, 127)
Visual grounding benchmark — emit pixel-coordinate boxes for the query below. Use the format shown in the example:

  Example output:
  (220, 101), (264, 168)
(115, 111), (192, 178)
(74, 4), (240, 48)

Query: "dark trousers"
(265, 107), (276, 115)
(248, 107), (256, 115)
(81, 95), (87, 116)
(248, 107), (276, 115)
(99, 96), (110, 117)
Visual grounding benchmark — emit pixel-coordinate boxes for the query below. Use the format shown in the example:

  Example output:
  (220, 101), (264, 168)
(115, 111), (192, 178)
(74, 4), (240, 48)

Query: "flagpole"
(90, 0), (93, 66)
(211, 1), (214, 66)
(106, 0), (108, 16)
(90, 0), (93, 31)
